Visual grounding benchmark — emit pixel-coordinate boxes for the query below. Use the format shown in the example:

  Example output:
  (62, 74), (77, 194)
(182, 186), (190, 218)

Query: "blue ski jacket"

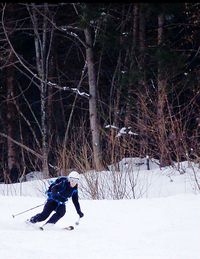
(46, 177), (81, 214)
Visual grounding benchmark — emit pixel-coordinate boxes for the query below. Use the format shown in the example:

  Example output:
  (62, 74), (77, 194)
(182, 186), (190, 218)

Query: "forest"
(0, 3), (199, 183)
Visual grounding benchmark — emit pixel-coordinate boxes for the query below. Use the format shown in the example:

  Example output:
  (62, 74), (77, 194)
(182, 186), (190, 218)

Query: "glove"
(78, 211), (84, 218)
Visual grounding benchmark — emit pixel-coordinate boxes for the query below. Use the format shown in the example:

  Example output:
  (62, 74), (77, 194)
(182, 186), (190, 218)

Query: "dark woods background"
(0, 3), (199, 183)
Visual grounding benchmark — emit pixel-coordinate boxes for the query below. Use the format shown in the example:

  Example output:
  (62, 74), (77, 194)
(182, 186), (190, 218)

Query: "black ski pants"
(30, 199), (66, 224)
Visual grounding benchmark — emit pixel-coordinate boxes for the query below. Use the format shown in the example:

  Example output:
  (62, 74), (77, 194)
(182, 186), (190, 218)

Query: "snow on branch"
(61, 26), (79, 37)
(47, 81), (90, 99)
(105, 125), (139, 137)
(59, 26), (87, 48)
(116, 127), (139, 137)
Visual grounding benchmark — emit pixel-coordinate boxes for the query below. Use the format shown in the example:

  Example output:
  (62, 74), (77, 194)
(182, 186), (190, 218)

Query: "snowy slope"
(0, 194), (200, 259)
(0, 159), (199, 259)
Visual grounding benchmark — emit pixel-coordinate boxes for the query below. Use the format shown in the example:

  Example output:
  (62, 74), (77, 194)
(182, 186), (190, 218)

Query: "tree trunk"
(138, 4), (147, 157)
(84, 26), (103, 171)
(125, 3), (139, 130)
(30, 3), (49, 176)
(157, 12), (170, 166)
(6, 52), (19, 183)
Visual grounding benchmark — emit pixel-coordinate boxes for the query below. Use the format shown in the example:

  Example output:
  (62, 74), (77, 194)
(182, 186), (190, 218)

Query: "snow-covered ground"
(0, 158), (200, 259)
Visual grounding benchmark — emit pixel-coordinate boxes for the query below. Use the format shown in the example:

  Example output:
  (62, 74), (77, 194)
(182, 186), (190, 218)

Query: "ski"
(39, 225), (74, 231)
(26, 220), (75, 231)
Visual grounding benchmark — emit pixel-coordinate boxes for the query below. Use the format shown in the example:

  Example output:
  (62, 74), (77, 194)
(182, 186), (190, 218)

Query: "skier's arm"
(72, 191), (84, 217)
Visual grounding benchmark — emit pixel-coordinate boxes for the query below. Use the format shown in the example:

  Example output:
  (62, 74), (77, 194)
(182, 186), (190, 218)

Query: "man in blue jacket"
(27, 171), (84, 226)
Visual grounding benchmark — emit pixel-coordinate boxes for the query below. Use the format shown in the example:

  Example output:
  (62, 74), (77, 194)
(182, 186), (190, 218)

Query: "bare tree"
(69, 3), (104, 170)
(26, 3), (55, 176)
(0, 4), (20, 182)
(156, 11), (170, 166)
(6, 51), (20, 183)
(84, 26), (103, 170)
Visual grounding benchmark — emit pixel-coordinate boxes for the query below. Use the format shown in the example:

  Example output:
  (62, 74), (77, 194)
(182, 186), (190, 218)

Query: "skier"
(26, 171), (84, 227)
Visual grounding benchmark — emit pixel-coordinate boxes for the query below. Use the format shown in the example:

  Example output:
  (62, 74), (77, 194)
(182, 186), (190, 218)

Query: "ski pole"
(12, 203), (44, 218)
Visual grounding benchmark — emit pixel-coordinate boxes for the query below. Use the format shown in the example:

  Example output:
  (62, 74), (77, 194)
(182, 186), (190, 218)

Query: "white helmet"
(68, 171), (80, 184)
